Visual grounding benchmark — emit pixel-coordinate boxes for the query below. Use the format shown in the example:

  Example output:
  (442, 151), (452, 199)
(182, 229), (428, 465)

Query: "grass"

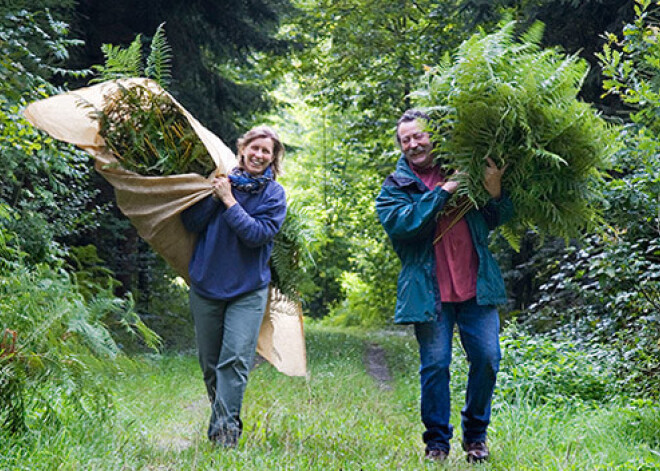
(1, 323), (659, 470)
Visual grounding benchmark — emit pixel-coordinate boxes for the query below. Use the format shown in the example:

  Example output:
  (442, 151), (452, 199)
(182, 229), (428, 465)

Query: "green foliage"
(598, 0), (660, 130)
(145, 23), (173, 88)
(413, 21), (616, 248)
(281, 1), (471, 173)
(131, 263), (194, 352)
(90, 35), (144, 83)
(0, 9), (87, 96)
(66, 244), (117, 300)
(1, 209), (57, 265)
(0, 263), (158, 434)
(517, 0), (660, 399)
(323, 272), (388, 327)
(0, 9), (99, 264)
(273, 94), (399, 320)
(0, 9), (163, 433)
(0, 205), (22, 272)
(527, 211), (660, 398)
(497, 323), (616, 405)
(520, 126), (659, 398)
(89, 24), (217, 177)
(91, 22), (172, 88)
(270, 199), (315, 301)
(70, 0), (294, 146)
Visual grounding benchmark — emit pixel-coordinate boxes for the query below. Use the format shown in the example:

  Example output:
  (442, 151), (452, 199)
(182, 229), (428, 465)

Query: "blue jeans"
(413, 298), (501, 452)
(189, 287), (268, 444)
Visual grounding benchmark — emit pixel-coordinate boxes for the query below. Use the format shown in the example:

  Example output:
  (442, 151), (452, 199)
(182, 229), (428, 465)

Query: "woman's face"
(242, 137), (275, 175)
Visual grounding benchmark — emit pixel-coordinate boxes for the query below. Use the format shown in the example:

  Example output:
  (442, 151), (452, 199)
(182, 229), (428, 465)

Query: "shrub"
(496, 322), (616, 406)
(0, 263), (158, 434)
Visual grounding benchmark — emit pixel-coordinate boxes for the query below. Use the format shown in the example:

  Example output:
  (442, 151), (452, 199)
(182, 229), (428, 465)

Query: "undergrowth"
(2, 323), (658, 470)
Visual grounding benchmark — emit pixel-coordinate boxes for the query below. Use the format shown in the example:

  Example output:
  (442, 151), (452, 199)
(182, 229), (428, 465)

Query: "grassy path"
(114, 326), (427, 469)
(4, 324), (659, 469)
(104, 325), (660, 470)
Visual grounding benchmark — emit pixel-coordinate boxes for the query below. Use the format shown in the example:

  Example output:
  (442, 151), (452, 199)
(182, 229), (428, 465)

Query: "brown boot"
(425, 448), (449, 462)
(462, 441), (490, 463)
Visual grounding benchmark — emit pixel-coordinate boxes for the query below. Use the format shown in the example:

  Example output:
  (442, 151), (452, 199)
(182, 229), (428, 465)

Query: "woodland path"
(158, 339), (395, 452)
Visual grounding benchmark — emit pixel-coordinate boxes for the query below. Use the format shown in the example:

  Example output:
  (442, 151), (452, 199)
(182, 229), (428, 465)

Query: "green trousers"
(189, 286), (268, 444)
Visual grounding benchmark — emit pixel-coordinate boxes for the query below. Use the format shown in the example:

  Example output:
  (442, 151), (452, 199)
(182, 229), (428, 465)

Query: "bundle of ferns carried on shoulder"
(89, 25), (312, 300)
(412, 21), (617, 249)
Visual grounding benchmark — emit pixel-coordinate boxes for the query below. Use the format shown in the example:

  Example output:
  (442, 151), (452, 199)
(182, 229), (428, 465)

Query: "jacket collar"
(389, 155), (428, 192)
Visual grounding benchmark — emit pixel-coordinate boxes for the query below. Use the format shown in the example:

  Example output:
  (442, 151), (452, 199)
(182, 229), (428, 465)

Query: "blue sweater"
(181, 181), (287, 300)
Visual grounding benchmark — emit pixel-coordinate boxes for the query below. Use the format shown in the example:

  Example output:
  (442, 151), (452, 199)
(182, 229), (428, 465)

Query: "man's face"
(398, 119), (433, 168)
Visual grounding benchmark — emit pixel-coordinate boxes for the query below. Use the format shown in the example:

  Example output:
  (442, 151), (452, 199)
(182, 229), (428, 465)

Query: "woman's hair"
(236, 125), (285, 177)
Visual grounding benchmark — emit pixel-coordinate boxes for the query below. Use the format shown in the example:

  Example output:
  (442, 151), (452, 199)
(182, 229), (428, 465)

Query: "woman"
(181, 125), (287, 447)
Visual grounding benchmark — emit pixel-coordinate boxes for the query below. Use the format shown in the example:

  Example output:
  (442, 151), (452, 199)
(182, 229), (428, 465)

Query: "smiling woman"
(181, 125), (287, 448)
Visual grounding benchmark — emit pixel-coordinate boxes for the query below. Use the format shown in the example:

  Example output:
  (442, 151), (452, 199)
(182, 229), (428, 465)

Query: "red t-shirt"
(412, 164), (478, 303)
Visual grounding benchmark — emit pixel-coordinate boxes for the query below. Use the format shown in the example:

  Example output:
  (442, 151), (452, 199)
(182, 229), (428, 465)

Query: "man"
(375, 109), (513, 463)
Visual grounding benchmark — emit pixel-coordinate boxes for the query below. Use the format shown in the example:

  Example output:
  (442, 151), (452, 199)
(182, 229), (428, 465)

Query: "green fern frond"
(519, 20), (545, 47)
(270, 199), (316, 301)
(145, 22), (172, 88)
(90, 35), (143, 83)
(68, 299), (120, 358)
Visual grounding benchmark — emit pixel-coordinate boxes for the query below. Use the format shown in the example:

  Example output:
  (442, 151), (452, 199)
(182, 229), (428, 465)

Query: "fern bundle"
(91, 23), (214, 177)
(413, 22), (615, 248)
(97, 83), (215, 176)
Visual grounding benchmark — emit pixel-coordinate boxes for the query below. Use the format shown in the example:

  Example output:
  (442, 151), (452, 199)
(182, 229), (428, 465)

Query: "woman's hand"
(483, 157), (508, 199)
(212, 177), (237, 208)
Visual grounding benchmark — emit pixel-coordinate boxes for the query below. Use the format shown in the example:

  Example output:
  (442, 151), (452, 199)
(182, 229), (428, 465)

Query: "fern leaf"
(270, 199), (316, 300)
(90, 35), (143, 83)
(145, 22), (172, 88)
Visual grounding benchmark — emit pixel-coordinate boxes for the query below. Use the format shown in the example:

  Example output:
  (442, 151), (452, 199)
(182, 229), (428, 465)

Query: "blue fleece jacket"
(181, 179), (287, 300)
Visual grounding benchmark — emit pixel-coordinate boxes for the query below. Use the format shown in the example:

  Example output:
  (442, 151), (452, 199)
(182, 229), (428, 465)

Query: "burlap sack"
(23, 78), (307, 377)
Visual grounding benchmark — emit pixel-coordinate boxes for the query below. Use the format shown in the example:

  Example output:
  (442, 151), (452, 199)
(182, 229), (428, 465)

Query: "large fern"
(413, 21), (616, 249)
(89, 24), (214, 176)
(0, 264), (154, 433)
(95, 82), (215, 176)
(90, 22), (172, 88)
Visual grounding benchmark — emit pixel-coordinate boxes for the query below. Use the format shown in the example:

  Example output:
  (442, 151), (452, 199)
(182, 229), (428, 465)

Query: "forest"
(1, 0), (659, 469)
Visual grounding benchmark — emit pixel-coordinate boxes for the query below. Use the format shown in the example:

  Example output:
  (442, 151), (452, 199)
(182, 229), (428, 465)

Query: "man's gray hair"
(396, 109), (430, 146)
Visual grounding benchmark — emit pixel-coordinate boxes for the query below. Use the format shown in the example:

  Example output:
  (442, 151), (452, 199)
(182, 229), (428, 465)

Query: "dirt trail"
(363, 342), (393, 390)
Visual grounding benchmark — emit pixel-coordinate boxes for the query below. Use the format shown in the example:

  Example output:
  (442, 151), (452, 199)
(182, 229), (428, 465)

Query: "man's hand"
(483, 157), (508, 199)
(440, 180), (459, 194)
(436, 170), (462, 194)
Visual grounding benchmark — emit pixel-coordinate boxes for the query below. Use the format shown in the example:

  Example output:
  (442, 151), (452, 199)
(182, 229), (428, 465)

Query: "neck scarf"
(228, 166), (273, 194)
